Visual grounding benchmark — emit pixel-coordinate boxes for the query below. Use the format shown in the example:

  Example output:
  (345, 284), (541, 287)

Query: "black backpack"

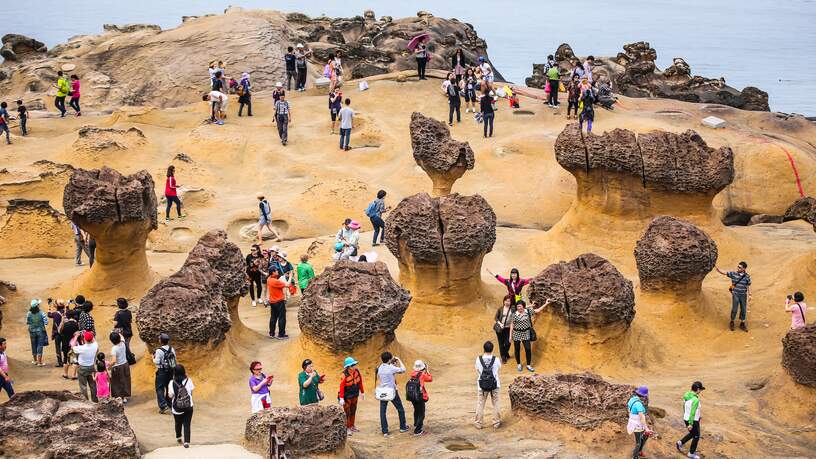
(478, 356), (498, 391)
(172, 378), (192, 411)
(405, 374), (423, 403)
(160, 347), (176, 371)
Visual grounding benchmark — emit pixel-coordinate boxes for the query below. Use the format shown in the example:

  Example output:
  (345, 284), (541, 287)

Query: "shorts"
(330, 108), (338, 122)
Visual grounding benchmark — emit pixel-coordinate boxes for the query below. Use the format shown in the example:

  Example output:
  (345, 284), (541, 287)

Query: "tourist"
(406, 360), (432, 436)
(153, 332), (176, 414)
(77, 300), (96, 334)
(493, 295), (514, 363)
(247, 245), (264, 306)
(46, 299), (66, 367)
(579, 82), (595, 133)
(569, 59), (585, 80)
(168, 364), (195, 448)
(566, 74), (581, 120)
(72, 330), (99, 402)
(451, 48), (467, 82)
(478, 57), (494, 84)
(256, 193), (281, 243)
(326, 53), (338, 93)
(508, 299), (550, 372)
(71, 222), (85, 265)
(475, 340), (501, 429)
(583, 56), (595, 84)
(597, 79), (617, 109)
(284, 46), (297, 90)
(267, 271), (290, 339)
(69, 74), (81, 116)
(446, 73), (463, 126)
(238, 72), (252, 116)
(365, 190), (388, 246)
(0, 102), (10, 144)
(296, 254), (315, 294)
(415, 41), (428, 80)
(60, 309), (79, 380)
(480, 88), (495, 138)
(0, 337), (12, 398)
(208, 61), (217, 88)
(715, 262), (751, 331)
(785, 292), (810, 329)
(329, 88), (342, 134)
(336, 219), (361, 256)
(488, 268), (532, 305)
(295, 43), (311, 91)
(54, 70), (69, 117)
(95, 351), (110, 400)
(16, 100), (27, 136)
(298, 359), (324, 406)
(202, 90), (227, 125)
(249, 360), (273, 413)
(464, 68), (478, 113)
(108, 332), (131, 403)
(338, 98), (354, 151)
(339, 356), (364, 435)
(26, 299), (48, 366)
(546, 61), (561, 108)
(274, 92), (291, 146)
(113, 298), (133, 352)
(334, 51), (345, 82)
(164, 165), (184, 223)
(627, 386), (654, 459)
(376, 352), (409, 436)
(84, 234), (97, 267)
(676, 381), (704, 459)
(211, 70), (224, 93)
(276, 251), (295, 298)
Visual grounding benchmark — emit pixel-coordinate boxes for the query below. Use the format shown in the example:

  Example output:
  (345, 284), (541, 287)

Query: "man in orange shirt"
(267, 271), (290, 339)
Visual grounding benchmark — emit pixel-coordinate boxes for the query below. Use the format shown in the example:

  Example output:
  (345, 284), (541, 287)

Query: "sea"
(5, 0), (815, 115)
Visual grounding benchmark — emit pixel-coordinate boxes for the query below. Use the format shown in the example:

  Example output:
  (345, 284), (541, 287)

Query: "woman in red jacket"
(165, 166), (185, 223)
(408, 360), (433, 436)
(338, 357), (364, 436)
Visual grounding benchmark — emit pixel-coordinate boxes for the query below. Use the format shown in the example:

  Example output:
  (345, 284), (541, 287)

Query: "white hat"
(278, 251), (287, 258)
(296, 43), (304, 48)
(276, 82), (283, 88)
(270, 245), (281, 253)
(413, 360), (426, 371)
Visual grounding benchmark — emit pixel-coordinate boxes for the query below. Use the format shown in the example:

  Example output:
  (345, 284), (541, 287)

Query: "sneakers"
(729, 320), (735, 331)
(414, 430), (426, 436)
(383, 433), (390, 438)
(160, 407), (170, 415)
(399, 426), (410, 433)
(350, 427), (360, 432)
(517, 364), (522, 372)
(687, 454), (700, 459)
(347, 428), (353, 436)
(251, 300), (257, 307)
(215, 120), (224, 125)
(526, 365), (535, 372)
(277, 335), (290, 340)
(739, 322), (749, 332)
(183, 443), (189, 448)
(676, 441), (684, 452)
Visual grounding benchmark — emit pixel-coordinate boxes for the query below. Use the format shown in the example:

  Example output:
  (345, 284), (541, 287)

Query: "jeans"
(483, 112), (494, 137)
(343, 395), (359, 428)
(53, 334), (64, 365)
(165, 195), (182, 219)
(495, 328), (510, 361)
(269, 300), (286, 337)
(379, 391), (408, 434)
(248, 272), (263, 301)
(679, 420), (701, 454)
(370, 216), (385, 244)
(29, 330), (46, 357)
(238, 98), (252, 116)
(78, 365), (98, 402)
(339, 128), (351, 149)
(731, 293), (747, 321)
(174, 407), (194, 444)
(416, 57), (427, 79)
(20, 117), (27, 135)
(411, 399), (426, 433)
(548, 80), (560, 106)
(55, 96), (66, 115)
(0, 123), (9, 144)
(0, 377), (13, 398)
(155, 369), (172, 409)
(286, 70), (297, 90)
(69, 96), (81, 113)
(74, 234), (84, 265)
(85, 239), (96, 267)
(449, 100), (461, 124)
(567, 100), (579, 116)
(296, 66), (307, 90)
(632, 431), (648, 459)
(514, 340), (532, 365)
(276, 114), (289, 143)
(475, 389), (500, 427)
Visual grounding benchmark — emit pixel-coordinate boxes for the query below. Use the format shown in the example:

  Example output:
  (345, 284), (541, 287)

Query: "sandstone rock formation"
(0, 390), (140, 458)
(528, 254), (635, 328)
(1, 34), (47, 61)
(385, 192), (496, 305)
(245, 405), (347, 457)
(509, 373), (635, 429)
(783, 196), (816, 231)
(298, 261), (411, 352)
(410, 112), (475, 196)
(73, 126), (147, 151)
(634, 216), (718, 291)
(0, 199), (74, 258)
(527, 41), (769, 111)
(136, 229), (245, 349)
(782, 325), (816, 386)
(0, 280), (16, 331)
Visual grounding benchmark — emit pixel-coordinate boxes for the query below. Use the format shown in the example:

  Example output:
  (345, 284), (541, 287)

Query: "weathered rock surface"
(0, 199), (74, 259)
(103, 24), (162, 33)
(0, 390), (140, 458)
(554, 123), (734, 194)
(385, 192), (496, 305)
(1, 34), (47, 62)
(634, 216), (718, 291)
(73, 126), (146, 152)
(245, 405), (347, 457)
(410, 112), (475, 196)
(527, 41), (769, 111)
(783, 196), (816, 231)
(63, 167), (157, 229)
(136, 230), (245, 348)
(0, 280), (16, 331)
(782, 325), (816, 386)
(529, 253), (635, 328)
(509, 373), (635, 429)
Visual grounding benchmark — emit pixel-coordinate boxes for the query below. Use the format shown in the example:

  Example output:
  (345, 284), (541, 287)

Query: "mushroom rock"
(0, 199), (74, 259)
(136, 229), (246, 351)
(0, 34), (47, 61)
(508, 373), (635, 429)
(528, 253), (635, 329)
(385, 192), (496, 305)
(298, 261), (411, 353)
(634, 216), (718, 292)
(410, 112), (475, 197)
(0, 391), (140, 458)
(245, 405), (347, 457)
(782, 325), (816, 386)
(62, 167), (158, 298)
(783, 196), (816, 231)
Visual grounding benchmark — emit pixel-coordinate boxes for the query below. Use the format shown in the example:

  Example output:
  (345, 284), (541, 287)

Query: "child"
(95, 352), (110, 400)
(16, 100), (27, 136)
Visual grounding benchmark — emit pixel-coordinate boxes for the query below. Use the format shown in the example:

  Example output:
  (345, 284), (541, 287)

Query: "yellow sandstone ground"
(0, 74), (815, 458)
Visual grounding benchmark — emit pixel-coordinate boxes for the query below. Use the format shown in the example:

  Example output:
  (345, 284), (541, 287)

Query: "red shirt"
(267, 277), (286, 303)
(165, 176), (177, 196)
(410, 370), (433, 401)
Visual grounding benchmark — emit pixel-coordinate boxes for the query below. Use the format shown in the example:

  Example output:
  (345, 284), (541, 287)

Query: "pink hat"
(83, 331), (94, 341)
(348, 220), (361, 229)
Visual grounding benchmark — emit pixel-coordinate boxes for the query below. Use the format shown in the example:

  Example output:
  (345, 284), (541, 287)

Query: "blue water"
(5, 0), (816, 114)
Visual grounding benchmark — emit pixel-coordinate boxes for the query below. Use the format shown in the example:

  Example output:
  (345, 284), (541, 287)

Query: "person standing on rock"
(627, 386), (654, 459)
(164, 165), (185, 223)
(493, 296), (514, 363)
(54, 70), (70, 117)
(0, 102), (11, 145)
(238, 72), (252, 117)
(112, 298), (134, 352)
(406, 360), (432, 436)
(480, 88), (495, 138)
(566, 74), (581, 120)
(202, 90), (227, 125)
(464, 68), (478, 113)
(295, 43), (311, 91)
(284, 46), (297, 91)
(676, 381), (704, 459)
(583, 56), (595, 85)
(546, 61), (561, 108)
(15, 99), (27, 136)
(475, 340), (501, 429)
(338, 98), (354, 151)
(785, 292), (810, 329)
(246, 245), (264, 306)
(446, 73), (463, 126)
(478, 57), (494, 85)
(267, 271), (290, 339)
(47, 299), (66, 367)
(84, 234), (96, 268)
(488, 268), (532, 305)
(72, 330), (99, 402)
(70, 222), (85, 266)
(365, 190), (388, 246)
(715, 261), (751, 332)
(339, 356), (364, 435)
(298, 359), (325, 406)
(0, 337), (13, 398)
(69, 74), (81, 116)
(77, 300), (96, 335)
(153, 332), (176, 414)
(108, 331), (131, 404)
(415, 41), (428, 80)
(249, 360), (273, 413)
(569, 59), (584, 80)
(451, 48), (467, 83)
(168, 364), (195, 448)
(256, 193), (281, 243)
(579, 81), (595, 133)
(508, 299), (550, 372)
(296, 254), (315, 294)
(26, 299), (48, 366)
(274, 92), (291, 146)
(376, 352), (409, 436)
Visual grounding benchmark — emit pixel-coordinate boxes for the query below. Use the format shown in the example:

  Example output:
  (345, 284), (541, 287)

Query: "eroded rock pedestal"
(634, 216), (718, 292)
(782, 325), (816, 386)
(0, 391), (140, 458)
(385, 192), (496, 305)
(410, 112), (475, 197)
(298, 261), (411, 353)
(245, 405), (347, 457)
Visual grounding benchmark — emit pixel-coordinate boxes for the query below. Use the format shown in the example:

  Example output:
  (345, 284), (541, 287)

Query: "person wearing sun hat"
(72, 329), (99, 402)
(338, 356), (364, 435)
(408, 360), (433, 435)
(627, 386), (653, 459)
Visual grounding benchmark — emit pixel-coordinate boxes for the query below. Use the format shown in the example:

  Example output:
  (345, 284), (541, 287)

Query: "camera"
(787, 294), (793, 300)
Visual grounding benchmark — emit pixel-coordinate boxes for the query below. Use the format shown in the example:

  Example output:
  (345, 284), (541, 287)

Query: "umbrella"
(407, 33), (430, 52)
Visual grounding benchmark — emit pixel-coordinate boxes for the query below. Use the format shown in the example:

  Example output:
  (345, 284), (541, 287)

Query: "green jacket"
(546, 66), (560, 80)
(57, 77), (71, 97)
(683, 391), (701, 423)
(297, 262), (315, 290)
(298, 371), (320, 405)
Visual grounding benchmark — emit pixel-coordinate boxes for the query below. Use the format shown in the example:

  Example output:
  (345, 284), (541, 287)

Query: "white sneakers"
(251, 300), (257, 307)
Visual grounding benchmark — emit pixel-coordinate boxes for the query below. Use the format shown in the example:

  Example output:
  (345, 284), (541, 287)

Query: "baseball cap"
(30, 298), (42, 308)
(83, 331), (94, 341)
(692, 381), (705, 391)
(301, 359), (312, 369)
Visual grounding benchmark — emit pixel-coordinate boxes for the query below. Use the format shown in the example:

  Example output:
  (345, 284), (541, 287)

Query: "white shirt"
(153, 345), (173, 367)
(377, 363), (405, 390)
(167, 377), (195, 414)
(475, 353), (501, 390)
(209, 91), (227, 104)
(111, 342), (127, 366)
(339, 107), (354, 130)
(480, 63), (493, 81)
(72, 341), (99, 367)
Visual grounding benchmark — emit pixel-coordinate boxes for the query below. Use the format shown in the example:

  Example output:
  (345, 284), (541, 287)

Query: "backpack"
(364, 200), (378, 218)
(172, 378), (192, 411)
(406, 374), (424, 403)
(478, 356), (497, 391)
(160, 347), (177, 370)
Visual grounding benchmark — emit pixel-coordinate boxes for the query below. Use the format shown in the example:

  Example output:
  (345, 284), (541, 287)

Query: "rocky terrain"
(245, 405), (347, 457)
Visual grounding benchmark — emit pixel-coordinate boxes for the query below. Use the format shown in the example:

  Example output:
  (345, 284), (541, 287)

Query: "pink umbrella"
(407, 33), (430, 52)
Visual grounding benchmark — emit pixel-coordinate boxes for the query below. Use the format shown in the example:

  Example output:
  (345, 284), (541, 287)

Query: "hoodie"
(683, 391), (701, 423)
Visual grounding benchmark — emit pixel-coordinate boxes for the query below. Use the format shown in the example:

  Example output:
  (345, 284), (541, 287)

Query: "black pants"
(286, 70), (297, 90)
(238, 97), (252, 116)
(85, 240), (96, 267)
(567, 100), (579, 116)
(370, 216), (385, 244)
(165, 195), (182, 219)
(548, 80), (559, 106)
(416, 57), (427, 79)
(483, 113), (494, 137)
(69, 96), (81, 113)
(155, 369), (172, 409)
(632, 431), (648, 459)
(495, 328), (510, 361)
(411, 399), (426, 434)
(269, 300), (286, 337)
(20, 117), (27, 135)
(296, 67), (307, 90)
(679, 421), (700, 454)
(448, 99), (461, 124)
(53, 334), (64, 365)
(174, 407), (193, 444)
(248, 272), (263, 301)
(514, 339), (531, 365)
(55, 96), (66, 115)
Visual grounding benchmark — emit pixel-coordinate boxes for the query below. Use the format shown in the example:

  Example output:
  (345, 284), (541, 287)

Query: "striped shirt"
(727, 271), (751, 295)
(274, 100), (290, 116)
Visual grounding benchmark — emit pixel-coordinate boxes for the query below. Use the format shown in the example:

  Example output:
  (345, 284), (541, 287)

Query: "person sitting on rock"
(715, 261), (751, 332)
(487, 268), (532, 305)
(597, 79), (617, 110)
(336, 219), (360, 257)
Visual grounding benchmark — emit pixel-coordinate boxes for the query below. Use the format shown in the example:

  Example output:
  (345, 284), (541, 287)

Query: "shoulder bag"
(527, 310), (537, 342)
(374, 366), (396, 401)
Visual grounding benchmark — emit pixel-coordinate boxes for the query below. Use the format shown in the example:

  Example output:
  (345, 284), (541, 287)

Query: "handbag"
(317, 388), (325, 401)
(559, 81), (566, 92)
(527, 310), (537, 342)
(375, 386), (396, 401)
(126, 349), (137, 365)
(544, 80), (551, 94)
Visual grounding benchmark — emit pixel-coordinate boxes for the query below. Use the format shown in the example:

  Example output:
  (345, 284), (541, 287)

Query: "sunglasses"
(253, 367), (262, 371)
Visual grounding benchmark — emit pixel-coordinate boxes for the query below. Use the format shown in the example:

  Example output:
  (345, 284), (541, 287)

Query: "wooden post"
(268, 423), (287, 459)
